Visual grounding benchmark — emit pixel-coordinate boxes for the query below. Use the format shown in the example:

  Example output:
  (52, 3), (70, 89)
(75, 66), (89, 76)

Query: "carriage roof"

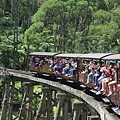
(78, 53), (113, 59)
(54, 53), (83, 58)
(29, 52), (58, 56)
(102, 54), (120, 60)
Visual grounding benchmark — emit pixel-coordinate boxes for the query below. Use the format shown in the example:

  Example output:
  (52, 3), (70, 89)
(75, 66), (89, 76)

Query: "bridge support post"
(54, 93), (71, 120)
(73, 102), (87, 120)
(28, 82), (34, 120)
(1, 79), (15, 120)
(81, 104), (88, 120)
(34, 87), (54, 120)
(46, 88), (53, 119)
(8, 80), (15, 120)
(18, 82), (34, 120)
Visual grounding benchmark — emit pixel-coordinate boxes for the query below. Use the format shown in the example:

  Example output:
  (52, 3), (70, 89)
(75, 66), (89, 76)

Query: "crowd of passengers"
(31, 56), (53, 67)
(82, 60), (118, 96)
(53, 58), (77, 77)
(31, 56), (77, 77)
(31, 56), (119, 97)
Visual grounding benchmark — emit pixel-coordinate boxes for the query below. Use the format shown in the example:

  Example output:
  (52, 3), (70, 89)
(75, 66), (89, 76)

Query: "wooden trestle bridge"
(0, 68), (119, 120)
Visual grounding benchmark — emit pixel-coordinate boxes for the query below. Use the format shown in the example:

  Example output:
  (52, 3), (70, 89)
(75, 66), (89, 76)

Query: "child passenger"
(100, 64), (115, 95)
(107, 64), (117, 96)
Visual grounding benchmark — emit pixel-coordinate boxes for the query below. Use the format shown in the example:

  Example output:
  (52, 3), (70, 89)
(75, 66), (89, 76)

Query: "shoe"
(96, 91), (101, 95)
(107, 92), (115, 97)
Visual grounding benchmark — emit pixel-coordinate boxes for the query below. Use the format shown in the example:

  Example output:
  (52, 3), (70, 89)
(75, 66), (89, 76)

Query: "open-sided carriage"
(102, 54), (120, 115)
(78, 53), (113, 87)
(53, 53), (83, 82)
(29, 52), (58, 76)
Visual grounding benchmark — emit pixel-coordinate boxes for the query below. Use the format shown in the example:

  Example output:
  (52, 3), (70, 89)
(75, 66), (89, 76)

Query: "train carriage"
(102, 54), (120, 82)
(53, 53), (83, 82)
(78, 53), (113, 87)
(29, 52), (59, 76)
(102, 54), (120, 113)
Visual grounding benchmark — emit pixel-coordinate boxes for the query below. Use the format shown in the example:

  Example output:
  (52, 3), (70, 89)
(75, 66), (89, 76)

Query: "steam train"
(29, 52), (120, 116)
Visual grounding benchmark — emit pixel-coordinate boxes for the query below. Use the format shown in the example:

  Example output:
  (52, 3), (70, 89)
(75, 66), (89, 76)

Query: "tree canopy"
(0, 0), (120, 69)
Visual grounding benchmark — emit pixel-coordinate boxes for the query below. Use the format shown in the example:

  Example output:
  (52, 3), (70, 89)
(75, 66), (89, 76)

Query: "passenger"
(83, 60), (90, 73)
(31, 56), (36, 63)
(48, 58), (53, 67)
(96, 63), (108, 95)
(107, 64), (117, 96)
(62, 59), (76, 77)
(62, 63), (70, 76)
(85, 61), (95, 85)
(93, 62), (101, 89)
(53, 60), (59, 73)
(53, 59), (65, 75)
(57, 59), (65, 70)
(69, 61), (77, 77)
(38, 59), (43, 67)
(80, 60), (89, 83)
(43, 57), (48, 64)
(101, 64), (115, 95)
(35, 57), (40, 67)
(82, 60), (92, 74)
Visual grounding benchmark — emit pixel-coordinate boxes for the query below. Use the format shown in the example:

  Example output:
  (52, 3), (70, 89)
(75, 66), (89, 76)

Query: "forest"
(0, 0), (120, 70)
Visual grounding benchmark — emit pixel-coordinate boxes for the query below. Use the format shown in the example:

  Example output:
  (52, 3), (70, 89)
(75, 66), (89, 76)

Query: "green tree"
(88, 9), (120, 53)
(25, 0), (94, 53)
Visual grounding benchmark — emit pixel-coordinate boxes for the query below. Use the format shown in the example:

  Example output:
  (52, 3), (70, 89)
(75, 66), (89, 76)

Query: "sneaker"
(96, 91), (101, 95)
(107, 92), (115, 97)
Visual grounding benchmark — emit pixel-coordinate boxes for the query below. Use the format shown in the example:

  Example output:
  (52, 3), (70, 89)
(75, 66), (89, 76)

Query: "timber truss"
(0, 69), (116, 120)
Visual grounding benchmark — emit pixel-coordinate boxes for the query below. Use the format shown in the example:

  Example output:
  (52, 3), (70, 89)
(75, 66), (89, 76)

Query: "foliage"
(0, 0), (120, 69)
(25, 0), (120, 53)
